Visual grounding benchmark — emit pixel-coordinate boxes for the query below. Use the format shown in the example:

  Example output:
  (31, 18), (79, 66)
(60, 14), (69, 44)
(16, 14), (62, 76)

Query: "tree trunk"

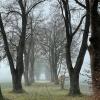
(29, 39), (35, 84)
(29, 58), (35, 83)
(0, 87), (4, 100)
(24, 68), (30, 86)
(90, 0), (100, 98)
(12, 71), (23, 92)
(59, 75), (65, 89)
(50, 47), (59, 84)
(89, 44), (100, 99)
(69, 72), (81, 96)
(29, 65), (34, 83)
(24, 37), (34, 85)
(50, 63), (55, 82)
(24, 53), (30, 86)
(88, 45), (94, 85)
(66, 45), (81, 96)
(53, 67), (59, 84)
(50, 60), (58, 84)
(54, 54), (59, 84)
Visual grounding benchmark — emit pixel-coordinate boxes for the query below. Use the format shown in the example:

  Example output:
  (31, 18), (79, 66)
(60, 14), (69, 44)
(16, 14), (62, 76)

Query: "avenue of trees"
(0, 0), (100, 100)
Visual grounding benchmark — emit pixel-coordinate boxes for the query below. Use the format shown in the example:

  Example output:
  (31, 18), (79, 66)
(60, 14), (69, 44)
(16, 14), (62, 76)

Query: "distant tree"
(24, 13), (45, 85)
(37, 16), (66, 84)
(24, 16), (34, 86)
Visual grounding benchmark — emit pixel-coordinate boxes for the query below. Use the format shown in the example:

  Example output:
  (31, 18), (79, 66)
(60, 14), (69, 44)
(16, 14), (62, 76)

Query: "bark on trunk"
(50, 47), (59, 84)
(24, 54), (30, 86)
(59, 75), (65, 89)
(24, 69), (30, 86)
(66, 44), (81, 96)
(53, 67), (59, 84)
(50, 60), (58, 84)
(0, 87), (4, 100)
(29, 61), (34, 83)
(50, 67), (54, 82)
(50, 61), (55, 82)
(29, 42), (35, 83)
(29, 44), (35, 83)
(90, 0), (100, 99)
(12, 72), (23, 92)
(69, 72), (81, 95)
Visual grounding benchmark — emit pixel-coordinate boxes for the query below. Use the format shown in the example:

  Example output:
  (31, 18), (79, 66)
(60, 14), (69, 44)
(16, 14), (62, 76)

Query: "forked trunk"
(0, 14), (24, 93)
(66, 43), (81, 96)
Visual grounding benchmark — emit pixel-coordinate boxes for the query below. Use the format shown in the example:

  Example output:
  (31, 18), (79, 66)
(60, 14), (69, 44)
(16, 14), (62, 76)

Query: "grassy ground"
(1, 83), (91, 100)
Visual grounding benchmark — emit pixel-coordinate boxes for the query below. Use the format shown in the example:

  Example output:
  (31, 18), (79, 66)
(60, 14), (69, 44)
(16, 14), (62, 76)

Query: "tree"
(48, 20), (66, 84)
(37, 17), (66, 84)
(24, 16), (34, 86)
(89, 0), (100, 99)
(24, 12), (43, 85)
(0, 0), (45, 92)
(59, 0), (90, 95)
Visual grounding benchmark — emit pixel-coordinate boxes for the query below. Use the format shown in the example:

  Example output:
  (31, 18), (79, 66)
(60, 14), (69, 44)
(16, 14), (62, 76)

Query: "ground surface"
(1, 83), (91, 100)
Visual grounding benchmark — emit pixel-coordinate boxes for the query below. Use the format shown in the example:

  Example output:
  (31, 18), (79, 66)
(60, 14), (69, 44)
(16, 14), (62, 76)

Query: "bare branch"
(26, 0), (46, 15)
(72, 14), (86, 37)
(18, 0), (25, 13)
(57, 0), (66, 22)
(0, 13), (15, 72)
(74, 0), (86, 9)
(6, 10), (22, 17)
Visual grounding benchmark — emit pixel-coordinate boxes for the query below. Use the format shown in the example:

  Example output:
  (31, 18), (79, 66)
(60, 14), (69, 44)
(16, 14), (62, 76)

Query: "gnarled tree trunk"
(0, 87), (4, 100)
(90, 0), (100, 99)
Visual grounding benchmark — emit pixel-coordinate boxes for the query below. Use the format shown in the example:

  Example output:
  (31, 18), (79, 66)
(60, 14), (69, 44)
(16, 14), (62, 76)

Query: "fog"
(0, 59), (12, 82)
(0, 51), (91, 83)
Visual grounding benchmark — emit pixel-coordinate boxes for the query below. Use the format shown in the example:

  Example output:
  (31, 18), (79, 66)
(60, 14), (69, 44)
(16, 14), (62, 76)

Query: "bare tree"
(58, 0), (90, 95)
(24, 12), (45, 85)
(0, 0), (45, 92)
(37, 14), (66, 84)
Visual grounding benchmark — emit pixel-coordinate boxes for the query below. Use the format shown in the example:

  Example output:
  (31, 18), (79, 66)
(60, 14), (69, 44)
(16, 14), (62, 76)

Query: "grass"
(1, 83), (91, 100)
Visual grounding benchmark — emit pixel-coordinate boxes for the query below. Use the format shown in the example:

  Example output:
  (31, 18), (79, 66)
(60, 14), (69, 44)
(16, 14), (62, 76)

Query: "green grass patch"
(2, 83), (91, 100)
